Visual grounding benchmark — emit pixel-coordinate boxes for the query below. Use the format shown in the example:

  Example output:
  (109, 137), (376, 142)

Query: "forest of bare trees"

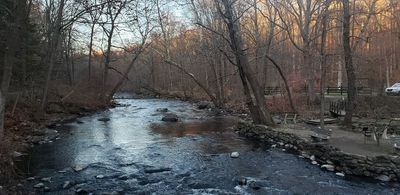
(1, 0), (400, 138)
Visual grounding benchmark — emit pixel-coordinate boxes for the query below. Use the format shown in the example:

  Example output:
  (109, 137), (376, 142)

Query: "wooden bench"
(362, 127), (375, 144)
(283, 113), (298, 124)
(326, 86), (372, 96)
(264, 87), (282, 95)
(329, 100), (347, 118)
(356, 87), (373, 96)
(326, 87), (347, 95)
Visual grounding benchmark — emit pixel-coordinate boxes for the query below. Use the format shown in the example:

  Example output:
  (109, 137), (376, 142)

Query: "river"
(19, 98), (399, 194)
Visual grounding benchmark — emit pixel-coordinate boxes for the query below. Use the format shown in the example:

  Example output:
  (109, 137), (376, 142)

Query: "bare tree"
(319, 0), (331, 128)
(100, 0), (126, 101)
(37, 0), (66, 118)
(86, 0), (104, 81)
(342, 0), (357, 126)
(272, 0), (323, 103)
(216, 0), (274, 125)
(107, 0), (156, 99)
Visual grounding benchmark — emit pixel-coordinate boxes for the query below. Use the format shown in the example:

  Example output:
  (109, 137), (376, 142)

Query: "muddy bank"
(237, 122), (400, 182)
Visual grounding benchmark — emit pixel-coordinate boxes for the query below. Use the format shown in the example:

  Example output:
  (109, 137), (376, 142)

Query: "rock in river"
(144, 167), (172, 173)
(72, 164), (87, 172)
(161, 114), (178, 122)
(98, 117), (110, 122)
(230, 152), (240, 158)
(336, 172), (345, 177)
(197, 101), (213, 109)
(62, 181), (71, 189)
(375, 175), (390, 182)
(118, 175), (129, 180)
(33, 183), (44, 188)
(41, 177), (51, 182)
(96, 175), (105, 179)
(156, 108), (169, 112)
(44, 186), (50, 192)
(321, 164), (335, 172)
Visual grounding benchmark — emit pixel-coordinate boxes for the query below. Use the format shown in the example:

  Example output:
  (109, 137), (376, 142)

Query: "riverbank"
(237, 122), (400, 183)
(0, 100), (112, 193)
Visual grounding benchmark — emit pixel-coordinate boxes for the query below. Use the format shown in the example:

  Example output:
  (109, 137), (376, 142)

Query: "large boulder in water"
(197, 101), (213, 109)
(156, 108), (169, 113)
(98, 117), (110, 122)
(161, 113), (178, 122)
(230, 152), (240, 158)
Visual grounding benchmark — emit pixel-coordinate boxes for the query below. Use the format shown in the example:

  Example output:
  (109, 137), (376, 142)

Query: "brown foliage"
(355, 96), (400, 118)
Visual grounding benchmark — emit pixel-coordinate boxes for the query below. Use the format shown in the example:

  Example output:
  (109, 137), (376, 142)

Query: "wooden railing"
(264, 86), (373, 96)
(326, 86), (372, 95)
(326, 86), (348, 95)
(329, 100), (347, 118)
(264, 86), (282, 95)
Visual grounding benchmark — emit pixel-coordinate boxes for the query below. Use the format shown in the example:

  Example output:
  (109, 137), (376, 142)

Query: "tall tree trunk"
(218, 55), (226, 106)
(320, 2), (329, 128)
(304, 48), (316, 103)
(102, 25), (114, 101)
(0, 0), (25, 138)
(101, 1), (125, 101)
(0, 34), (17, 139)
(263, 14), (276, 89)
(88, 23), (96, 81)
(342, 0), (356, 126)
(65, 26), (74, 86)
(210, 59), (224, 107)
(220, 0), (274, 125)
(38, 0), (65, 117)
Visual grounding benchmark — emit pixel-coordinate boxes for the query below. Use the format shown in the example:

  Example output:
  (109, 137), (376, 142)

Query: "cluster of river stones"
(236, 122), (400, 182)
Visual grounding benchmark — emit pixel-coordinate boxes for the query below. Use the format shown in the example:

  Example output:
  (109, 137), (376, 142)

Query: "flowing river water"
(19, 98), (400, 194)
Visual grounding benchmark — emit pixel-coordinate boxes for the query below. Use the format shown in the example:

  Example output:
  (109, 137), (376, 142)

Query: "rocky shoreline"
(236, 122), (400, 182)
(0, 102), (112, 193)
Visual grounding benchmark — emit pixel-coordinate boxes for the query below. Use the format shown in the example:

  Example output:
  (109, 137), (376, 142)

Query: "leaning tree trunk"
(164, 59), (220, 107)
(108, 45), (147, 101)
(265, 55), (296, 113)
(342, 0), (356, 126)
(220, 0), (274, 125)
